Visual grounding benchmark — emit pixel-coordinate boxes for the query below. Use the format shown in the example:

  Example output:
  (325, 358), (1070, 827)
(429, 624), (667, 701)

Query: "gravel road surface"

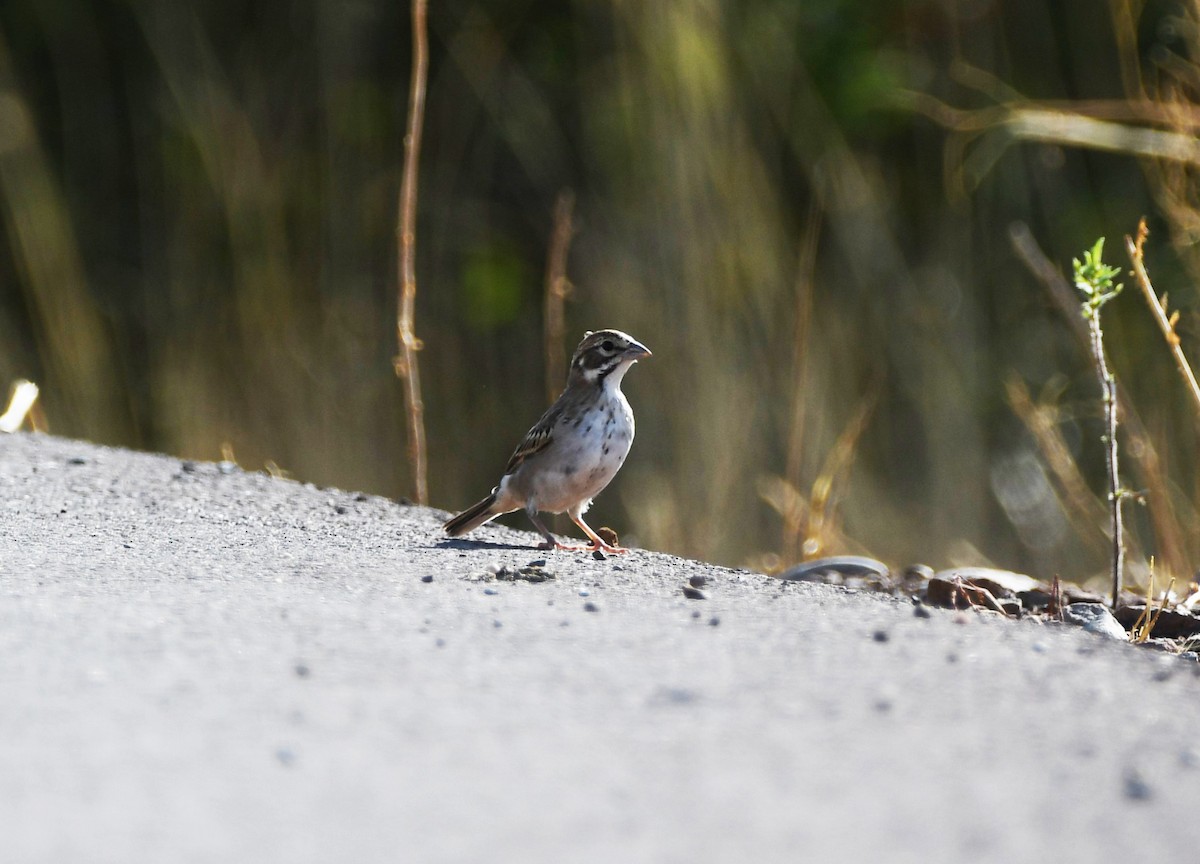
(2, 432), (1198, 862)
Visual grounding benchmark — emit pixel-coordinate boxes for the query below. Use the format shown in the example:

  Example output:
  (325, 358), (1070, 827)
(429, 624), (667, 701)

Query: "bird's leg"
(568, 509), (627, 554)
(526, 507), (591, 552)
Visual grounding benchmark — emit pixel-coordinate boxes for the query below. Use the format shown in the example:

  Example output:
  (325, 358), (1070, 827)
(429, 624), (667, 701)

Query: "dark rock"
(925, 576), (1007, 614)
(596, 527), (619, 548)
(872, 629), (889, 643)
(998, 597), (1023, 618)
(420, 574), (433, 583)
(708, 616), (720, 627)
(682, 585), (706, 600)
(688, 575), (708, 588)
(583, 601), (598, 613)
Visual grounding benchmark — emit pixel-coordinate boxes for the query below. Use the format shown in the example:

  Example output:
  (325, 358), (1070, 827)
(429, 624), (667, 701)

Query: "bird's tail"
(443, 490), (501, 537)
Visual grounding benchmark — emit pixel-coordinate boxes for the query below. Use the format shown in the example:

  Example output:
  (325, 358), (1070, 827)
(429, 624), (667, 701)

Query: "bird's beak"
(627, 340), (652, 360)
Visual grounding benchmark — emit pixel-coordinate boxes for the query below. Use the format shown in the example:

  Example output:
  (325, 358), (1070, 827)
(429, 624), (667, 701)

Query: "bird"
(443, 329), (651, 553)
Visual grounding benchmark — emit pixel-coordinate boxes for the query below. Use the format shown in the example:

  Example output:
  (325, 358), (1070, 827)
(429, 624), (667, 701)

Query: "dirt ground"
(2, 432), (1198, 863)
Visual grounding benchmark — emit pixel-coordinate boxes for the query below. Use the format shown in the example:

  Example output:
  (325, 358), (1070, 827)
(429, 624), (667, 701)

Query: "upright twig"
(1011, 224), (1184, 579)
(543, 190), (575, 404)
(1125, 219), (1200, 417)
(394, 0), (429, 505)
(1073, 239), (1126, 610)
(783, 203), (821, 561)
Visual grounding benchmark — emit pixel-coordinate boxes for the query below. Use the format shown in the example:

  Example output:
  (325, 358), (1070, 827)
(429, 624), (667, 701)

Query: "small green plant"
(1074, 239), (1124, 312)
(1072, 238), (1125, 610)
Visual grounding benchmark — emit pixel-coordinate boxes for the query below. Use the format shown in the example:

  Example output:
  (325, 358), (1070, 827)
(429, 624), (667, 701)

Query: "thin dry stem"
(1129, 563), (1175, 644)
(1083, 287), (1124, 610)
(395, 0), (429, 506)
(782, 203), (822, 562)
(1125, 219), (1200, 417)
(543, 189), (575, 404)
(804, 384), (878, 558)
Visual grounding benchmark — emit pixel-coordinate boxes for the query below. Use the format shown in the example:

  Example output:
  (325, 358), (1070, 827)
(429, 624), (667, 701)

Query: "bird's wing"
(502, 404), (562, 476)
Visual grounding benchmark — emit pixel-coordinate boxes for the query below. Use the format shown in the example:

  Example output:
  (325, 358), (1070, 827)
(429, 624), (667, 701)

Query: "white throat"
(600, 358), (636, 395)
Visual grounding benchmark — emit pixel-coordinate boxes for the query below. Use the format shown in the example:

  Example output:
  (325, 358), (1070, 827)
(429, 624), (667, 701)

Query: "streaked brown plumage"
(443, 329), (651, 552)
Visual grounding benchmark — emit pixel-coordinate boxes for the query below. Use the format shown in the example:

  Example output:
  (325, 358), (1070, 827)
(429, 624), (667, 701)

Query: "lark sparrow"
(443, 329), (651, 553)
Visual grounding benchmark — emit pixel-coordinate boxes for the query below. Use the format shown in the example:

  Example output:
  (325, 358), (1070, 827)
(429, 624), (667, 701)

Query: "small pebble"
(485, 562), (503, 576)
(493, 620), (502, 629)
(420, 574), (433, 583)
(1123, 769), (1153, 801)
(334, 505), (348, 515)
(527, 559), (548, 568)
(691, 610), (701, 619)
(67, 456), (87, 465)
(275, 748), (296, 767)
(708, 616), (720, 627)
(872, 629), (889, 643)
(592, 550), (607, 561)
(912, 600), (931, 619)
(435, 638), (445, 648)
(218, 460), (237, 474)
(682, 585), (706, 600)
(294, 664), (310, 678)
(583, 601), (598, 613)
(579, 588), (590, 598)
(689, 575), (709, 588)
(483, 587), (498, 596)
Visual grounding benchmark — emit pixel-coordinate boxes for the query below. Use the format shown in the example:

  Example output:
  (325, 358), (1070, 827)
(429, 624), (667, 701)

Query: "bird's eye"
(602, 339), (615, 352)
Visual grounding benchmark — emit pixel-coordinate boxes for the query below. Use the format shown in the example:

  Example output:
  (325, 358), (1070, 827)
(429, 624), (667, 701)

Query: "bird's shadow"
(434, 538), (544, 552)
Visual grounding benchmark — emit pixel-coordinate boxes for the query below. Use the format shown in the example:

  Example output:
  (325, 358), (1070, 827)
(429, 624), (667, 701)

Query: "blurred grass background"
(2, 0), (1200, 584)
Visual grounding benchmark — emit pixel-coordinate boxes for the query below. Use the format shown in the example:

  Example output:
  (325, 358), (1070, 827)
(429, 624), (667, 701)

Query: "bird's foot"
(587, 540), (627, 554)
(535, 539), (624, 553)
